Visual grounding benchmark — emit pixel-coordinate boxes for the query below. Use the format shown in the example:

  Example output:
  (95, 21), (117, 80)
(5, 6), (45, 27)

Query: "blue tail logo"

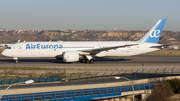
(149, 29), (160, 38)
(139, 18), (167, 43)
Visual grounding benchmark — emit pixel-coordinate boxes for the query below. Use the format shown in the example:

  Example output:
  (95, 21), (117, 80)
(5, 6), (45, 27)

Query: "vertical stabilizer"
(139, 18), (167, 43)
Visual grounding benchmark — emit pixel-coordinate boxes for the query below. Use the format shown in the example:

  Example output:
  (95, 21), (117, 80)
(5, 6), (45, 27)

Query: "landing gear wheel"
(81, 59), (85, 63)
(89, 60), (94, 63)
(15, 60), (18, 63)
(85, 59), (90, 63)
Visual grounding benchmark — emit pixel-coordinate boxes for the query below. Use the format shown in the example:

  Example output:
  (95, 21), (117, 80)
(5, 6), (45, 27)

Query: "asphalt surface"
(0, 54), (180, 66)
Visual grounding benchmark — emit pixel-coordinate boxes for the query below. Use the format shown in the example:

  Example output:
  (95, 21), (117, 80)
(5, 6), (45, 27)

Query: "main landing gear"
(81, 59), (94, 64)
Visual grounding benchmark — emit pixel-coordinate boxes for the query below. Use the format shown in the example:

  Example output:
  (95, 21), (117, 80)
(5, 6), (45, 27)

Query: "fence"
(0, 66), (180, 86)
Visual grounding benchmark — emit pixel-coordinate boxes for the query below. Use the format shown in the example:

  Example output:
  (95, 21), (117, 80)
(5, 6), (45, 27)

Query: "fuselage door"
(17, 45), (22, 52)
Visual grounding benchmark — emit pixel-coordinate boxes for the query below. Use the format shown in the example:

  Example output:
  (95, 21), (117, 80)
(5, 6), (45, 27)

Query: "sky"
(0, 0), (180, 31)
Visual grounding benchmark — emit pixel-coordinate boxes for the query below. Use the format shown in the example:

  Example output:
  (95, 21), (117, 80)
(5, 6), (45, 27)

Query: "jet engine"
(62, 51), (79, 62)
(55, 55), (62, 60)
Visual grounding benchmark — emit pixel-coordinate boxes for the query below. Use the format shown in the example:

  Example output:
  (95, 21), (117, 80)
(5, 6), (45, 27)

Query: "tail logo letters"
(149, 29), (160, 38)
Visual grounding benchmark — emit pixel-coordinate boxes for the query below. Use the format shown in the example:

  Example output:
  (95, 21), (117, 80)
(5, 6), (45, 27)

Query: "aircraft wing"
(79, 43), (138, 54)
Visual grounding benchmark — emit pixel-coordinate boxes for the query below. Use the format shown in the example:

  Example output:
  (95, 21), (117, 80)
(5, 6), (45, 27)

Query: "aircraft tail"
(139, 18), (167, 43)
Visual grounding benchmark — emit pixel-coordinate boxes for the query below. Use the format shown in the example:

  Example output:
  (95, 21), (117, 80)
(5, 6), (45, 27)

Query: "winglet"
(139, 18), (167, 43)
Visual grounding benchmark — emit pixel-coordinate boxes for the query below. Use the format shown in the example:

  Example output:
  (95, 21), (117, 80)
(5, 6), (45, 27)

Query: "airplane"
(2, 18), (167, 63)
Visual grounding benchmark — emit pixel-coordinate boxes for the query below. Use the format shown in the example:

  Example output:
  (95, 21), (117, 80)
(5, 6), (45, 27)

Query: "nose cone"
(2, 50), (8, 56)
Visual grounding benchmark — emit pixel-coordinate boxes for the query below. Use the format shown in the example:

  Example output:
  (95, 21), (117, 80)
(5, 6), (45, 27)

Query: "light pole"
(0, 80), (34, 100)
(115, 76), (134, 101)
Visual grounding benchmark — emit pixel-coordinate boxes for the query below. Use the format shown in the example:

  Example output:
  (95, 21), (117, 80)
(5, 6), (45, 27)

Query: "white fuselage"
(2, 41), (160, 58)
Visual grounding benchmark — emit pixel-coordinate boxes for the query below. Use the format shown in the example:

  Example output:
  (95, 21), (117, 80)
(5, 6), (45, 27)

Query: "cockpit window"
(6, 47), (11, 49)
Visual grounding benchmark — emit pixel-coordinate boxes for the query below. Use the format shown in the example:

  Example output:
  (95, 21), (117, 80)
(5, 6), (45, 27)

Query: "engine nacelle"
(55, 55), (62, 60)
(62, 51), (79, 62)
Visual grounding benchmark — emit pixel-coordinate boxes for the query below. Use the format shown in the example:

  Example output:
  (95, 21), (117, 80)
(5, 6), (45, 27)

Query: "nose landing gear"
(13, 57), (18, 63)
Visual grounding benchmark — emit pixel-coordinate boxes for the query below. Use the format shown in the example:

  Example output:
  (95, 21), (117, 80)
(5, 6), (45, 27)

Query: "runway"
(0, 54), (180, 72)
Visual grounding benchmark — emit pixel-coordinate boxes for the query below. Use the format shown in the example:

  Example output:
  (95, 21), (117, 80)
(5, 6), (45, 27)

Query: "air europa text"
(25, 43), (63, 51)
